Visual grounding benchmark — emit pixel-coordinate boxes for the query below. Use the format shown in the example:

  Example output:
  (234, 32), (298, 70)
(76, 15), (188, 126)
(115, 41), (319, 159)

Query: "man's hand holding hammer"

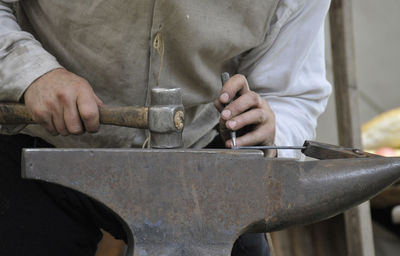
(18, 68), (184, 148)
(23, 68), (103, 136)
(214, 74), (276, 151)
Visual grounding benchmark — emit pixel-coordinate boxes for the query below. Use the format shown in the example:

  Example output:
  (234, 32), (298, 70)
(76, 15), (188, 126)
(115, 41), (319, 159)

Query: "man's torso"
(17, 0), (279, 148)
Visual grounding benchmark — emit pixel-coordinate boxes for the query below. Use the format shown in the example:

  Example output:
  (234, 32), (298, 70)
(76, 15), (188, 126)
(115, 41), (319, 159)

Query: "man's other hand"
(214, 74), (276, 149)
(24, 68), (103, 136)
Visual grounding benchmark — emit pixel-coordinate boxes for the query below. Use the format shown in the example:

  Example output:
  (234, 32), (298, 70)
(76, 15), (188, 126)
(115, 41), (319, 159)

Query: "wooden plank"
(329, 0), (360, 147)
(270, 215), (347, 256)
(329, 0), (375, 255)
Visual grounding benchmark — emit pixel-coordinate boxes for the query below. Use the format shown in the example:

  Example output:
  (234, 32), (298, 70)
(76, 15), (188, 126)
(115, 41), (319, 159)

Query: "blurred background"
(315, 1), (400, 255)
(318, 0), (400, 144)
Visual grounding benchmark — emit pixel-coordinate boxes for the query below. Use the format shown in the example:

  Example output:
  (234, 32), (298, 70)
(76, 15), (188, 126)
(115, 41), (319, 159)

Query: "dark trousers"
(0, 134), (269, 256)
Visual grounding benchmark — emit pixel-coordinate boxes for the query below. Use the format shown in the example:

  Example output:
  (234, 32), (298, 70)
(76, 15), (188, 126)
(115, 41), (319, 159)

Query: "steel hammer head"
(148, 88), (184, 148)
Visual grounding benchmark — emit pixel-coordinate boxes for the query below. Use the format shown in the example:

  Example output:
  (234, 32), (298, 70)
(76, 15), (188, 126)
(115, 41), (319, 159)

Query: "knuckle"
(260, 108), (269, 117)
(249, 91), (260, 104)
(86, 123), (99, 133)
(232, 118), (242, 129)
(32, 109), (49, 121)
(78, 77), (90, 86)
(68, 126), (83, 135)
(228, 105), (238, 117)
(76, 80), (92, 92)
(55, 90), (69, 103)
(255, 109), (266, 123)
(80, 109), (98, 122)
(257, 115), (264, 124)
(234, 74), (246, 83)
(44, 99), (57, 110)
(56, 88), (79, 105)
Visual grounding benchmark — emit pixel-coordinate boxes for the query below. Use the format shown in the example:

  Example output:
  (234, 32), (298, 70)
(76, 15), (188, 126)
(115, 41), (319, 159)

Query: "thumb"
(94, 94), (104, 106)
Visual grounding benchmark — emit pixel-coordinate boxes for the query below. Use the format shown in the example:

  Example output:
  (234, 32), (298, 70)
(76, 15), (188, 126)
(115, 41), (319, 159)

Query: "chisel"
(221, 72), (237, 148)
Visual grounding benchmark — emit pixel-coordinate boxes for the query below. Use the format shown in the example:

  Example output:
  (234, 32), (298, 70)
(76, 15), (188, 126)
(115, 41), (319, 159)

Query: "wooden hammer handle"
(0, 103), (149, 129)
(0, 103), (35, 124)
(99, 105), (148, 129)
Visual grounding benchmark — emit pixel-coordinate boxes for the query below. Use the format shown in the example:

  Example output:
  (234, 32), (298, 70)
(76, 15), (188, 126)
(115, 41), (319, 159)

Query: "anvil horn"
(263, 157), (400, 232)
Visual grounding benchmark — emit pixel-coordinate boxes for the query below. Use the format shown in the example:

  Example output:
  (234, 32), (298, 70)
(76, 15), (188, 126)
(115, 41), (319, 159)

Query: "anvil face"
(22, 149), (400, 256)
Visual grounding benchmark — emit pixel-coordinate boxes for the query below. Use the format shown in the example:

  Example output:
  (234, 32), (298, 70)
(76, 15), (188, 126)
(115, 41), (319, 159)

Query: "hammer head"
(148, 88), (184, 148)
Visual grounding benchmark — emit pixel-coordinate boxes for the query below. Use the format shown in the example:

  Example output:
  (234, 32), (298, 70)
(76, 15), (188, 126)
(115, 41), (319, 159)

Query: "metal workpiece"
(149, 88), (184, 148)
(301, 140), (379, 159)
(22, 147), (400, 256)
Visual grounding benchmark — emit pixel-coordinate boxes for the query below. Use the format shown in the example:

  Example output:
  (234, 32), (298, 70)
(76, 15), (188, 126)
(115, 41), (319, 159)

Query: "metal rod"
(221, 72), (237, 148)
(236, 146), (306, 150)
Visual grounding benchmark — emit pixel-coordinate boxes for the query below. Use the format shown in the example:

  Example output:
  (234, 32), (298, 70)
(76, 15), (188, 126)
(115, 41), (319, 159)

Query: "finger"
(52, 105), (69, 136)
(77, 92), (100, 133)
(225, 139), (234, 149)
(219, 74), (250, 104)
(221, 91), (262, 121)
(31, 108), (58, 136)
(214, 99), (224, 112)
(41, 118), (59, 136)
(226, 108), (269, 131)
(64, 100), (84, 135)
(235, 125), (275, 147)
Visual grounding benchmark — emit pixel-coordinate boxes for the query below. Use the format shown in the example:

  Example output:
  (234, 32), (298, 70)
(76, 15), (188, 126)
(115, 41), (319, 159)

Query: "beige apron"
(17, 0), (279, 148)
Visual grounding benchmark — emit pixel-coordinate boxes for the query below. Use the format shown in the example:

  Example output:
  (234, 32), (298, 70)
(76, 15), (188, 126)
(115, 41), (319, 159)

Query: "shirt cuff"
(0, 41), (63, 102)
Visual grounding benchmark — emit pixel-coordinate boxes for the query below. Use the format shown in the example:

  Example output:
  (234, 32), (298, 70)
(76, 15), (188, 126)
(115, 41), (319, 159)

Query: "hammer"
(0, 88), (184, 148)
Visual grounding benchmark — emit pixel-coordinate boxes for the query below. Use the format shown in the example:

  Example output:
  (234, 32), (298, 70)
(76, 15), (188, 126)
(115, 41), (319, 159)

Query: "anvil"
(21, 141), (400, 256)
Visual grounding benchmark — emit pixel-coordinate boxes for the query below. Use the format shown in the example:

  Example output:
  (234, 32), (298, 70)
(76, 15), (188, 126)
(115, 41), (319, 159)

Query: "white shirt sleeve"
(0, 0), (62, 102)
(241, 0), (332, 158)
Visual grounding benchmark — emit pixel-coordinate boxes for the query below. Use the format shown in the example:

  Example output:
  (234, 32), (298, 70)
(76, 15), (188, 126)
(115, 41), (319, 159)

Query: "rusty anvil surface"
(22, 145), (400, 256)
